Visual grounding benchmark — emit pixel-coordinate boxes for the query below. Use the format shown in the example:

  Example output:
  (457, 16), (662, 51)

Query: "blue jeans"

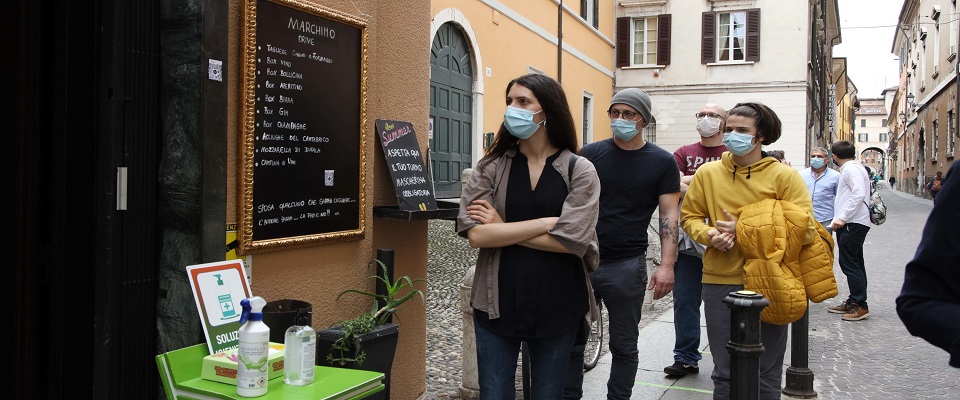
(836, 222), (870, 309)
(474, 314), (577, 400)
(672, 253), (703, 365)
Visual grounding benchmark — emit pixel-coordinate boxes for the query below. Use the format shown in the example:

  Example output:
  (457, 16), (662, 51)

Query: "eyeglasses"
(608, 110), (639, 119)
(696, 112), (723, 119)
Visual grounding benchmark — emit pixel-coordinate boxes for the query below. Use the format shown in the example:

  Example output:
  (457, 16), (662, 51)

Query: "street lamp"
(907, 93), (915, 105)
(899, 111), (907, 123)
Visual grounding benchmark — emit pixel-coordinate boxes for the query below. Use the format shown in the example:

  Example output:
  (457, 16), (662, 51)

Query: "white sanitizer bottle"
(283, 308), (316, 385)
(237, 296), (270, 397)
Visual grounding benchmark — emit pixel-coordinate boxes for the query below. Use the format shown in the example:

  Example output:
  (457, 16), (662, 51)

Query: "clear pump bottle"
(283, 309), (316, 385)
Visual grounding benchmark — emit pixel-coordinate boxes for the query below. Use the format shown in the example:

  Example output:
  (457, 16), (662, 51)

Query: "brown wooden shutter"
(581, 0), (587, 20)
(702, 12), (716, 64)
(745, 8), (761, 61)
(617, 17), (631, 67)
(657, 14), (671, 66)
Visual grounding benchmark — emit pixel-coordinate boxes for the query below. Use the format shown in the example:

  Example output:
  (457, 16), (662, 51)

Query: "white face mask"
(697, 116), (722, 137)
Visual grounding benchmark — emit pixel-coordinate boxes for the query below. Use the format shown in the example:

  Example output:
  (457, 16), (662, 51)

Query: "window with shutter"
(657, 14), (671, 66)
(702, 12), (716, 64)
(581, 0), (598, 29)
(705, 9), (760, 63)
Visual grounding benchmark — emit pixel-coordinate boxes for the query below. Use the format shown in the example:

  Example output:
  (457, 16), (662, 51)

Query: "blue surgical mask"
(610, 119), (640, 141)
(504, 106), (544, 139)
(722, 132), (758, 156)
(810, 158), (826, 169)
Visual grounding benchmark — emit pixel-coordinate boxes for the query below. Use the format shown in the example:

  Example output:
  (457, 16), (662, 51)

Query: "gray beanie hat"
(610, 88), (653, 123)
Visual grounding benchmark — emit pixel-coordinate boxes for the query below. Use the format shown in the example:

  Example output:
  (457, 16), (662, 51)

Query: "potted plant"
(316, 256), (426, 400)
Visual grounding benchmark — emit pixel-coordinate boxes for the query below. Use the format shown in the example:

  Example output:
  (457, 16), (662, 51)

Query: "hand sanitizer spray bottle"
(214, 274), (237, 320)
(283, 309), (316, 385)
(237, 296), (269, 397)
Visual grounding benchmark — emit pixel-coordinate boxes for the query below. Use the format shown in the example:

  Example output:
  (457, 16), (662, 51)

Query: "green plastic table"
(156, 344), (384, 400)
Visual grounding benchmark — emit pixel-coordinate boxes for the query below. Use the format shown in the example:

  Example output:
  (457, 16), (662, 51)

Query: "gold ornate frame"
(238, 0), (368, 255)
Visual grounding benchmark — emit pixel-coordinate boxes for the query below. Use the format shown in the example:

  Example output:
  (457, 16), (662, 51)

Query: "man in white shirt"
(827, 141), (872, 321)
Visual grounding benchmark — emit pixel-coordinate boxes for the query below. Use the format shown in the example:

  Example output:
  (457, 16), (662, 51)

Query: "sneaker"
(827, 301), (853, 314)
(841, 305), (870, 321)
(664, 361), (699, 376)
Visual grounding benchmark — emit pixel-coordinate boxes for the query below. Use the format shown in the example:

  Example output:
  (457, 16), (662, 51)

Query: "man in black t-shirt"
(564, 88), (680, 399)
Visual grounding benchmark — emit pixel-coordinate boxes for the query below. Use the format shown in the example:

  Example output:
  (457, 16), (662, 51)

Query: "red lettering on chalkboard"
(380, 125), (411, 147)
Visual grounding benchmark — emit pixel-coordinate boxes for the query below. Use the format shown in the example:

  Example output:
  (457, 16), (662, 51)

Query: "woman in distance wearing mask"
(680, 102), (818, 399)
(456, 73), (601, 399)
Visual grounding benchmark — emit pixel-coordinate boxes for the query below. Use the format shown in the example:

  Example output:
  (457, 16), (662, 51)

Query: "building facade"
(612, 0), (840, 167)
(428, 0), (616, 198)
(832, 58), (858, 145)
(891, 0), (959, 197)
(854, 97), (892, 176)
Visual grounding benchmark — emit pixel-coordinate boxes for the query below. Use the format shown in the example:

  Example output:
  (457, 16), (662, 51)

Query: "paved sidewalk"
(583, 184), (960, 399)
(582, 305), (715, 399)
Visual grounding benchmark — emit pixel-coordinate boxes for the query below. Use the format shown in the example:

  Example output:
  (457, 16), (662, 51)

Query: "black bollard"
(782, 307), (817, 398)
(376, 248), (395, 323)
(724, 290), (769, 400)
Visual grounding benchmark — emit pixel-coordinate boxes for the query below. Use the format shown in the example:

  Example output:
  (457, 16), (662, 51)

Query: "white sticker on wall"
(208, 59), (223, 82)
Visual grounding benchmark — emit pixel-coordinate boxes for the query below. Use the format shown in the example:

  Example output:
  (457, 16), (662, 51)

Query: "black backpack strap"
(568, 154), (579, 180)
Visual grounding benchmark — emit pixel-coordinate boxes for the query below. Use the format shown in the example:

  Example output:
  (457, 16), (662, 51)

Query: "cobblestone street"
(804, 185), (959, 399)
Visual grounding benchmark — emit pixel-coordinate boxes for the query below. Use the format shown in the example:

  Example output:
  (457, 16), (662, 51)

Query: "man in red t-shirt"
(664, 103), (727, 377)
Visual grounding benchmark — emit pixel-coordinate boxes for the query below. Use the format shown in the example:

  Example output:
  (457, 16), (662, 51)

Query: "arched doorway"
(859, 146), (886, 178)
(429, 23), (473, 199)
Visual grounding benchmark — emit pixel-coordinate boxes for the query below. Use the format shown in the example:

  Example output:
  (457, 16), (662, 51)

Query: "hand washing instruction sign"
(187, 260), (253, 354)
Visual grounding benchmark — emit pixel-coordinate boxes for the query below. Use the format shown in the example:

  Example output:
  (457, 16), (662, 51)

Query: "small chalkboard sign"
(375, 119), (438, 211)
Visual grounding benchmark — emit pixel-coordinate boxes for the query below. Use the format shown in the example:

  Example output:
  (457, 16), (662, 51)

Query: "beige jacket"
(456, 148), (601, 321)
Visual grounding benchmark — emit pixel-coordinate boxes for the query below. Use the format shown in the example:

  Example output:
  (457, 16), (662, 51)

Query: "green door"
(430, 23), (473, 199)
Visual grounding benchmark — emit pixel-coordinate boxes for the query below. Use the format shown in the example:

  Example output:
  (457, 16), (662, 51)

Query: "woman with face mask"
(680, 102), (822, 399)
(456, 73), (601, 398)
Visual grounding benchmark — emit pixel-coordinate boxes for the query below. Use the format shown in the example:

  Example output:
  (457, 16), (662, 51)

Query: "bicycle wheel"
(583, 302), (604, 370)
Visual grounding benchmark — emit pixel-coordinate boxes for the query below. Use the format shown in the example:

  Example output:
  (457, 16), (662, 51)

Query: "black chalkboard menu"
(375, 120), (438, 212)
(238, 0), (367, 254)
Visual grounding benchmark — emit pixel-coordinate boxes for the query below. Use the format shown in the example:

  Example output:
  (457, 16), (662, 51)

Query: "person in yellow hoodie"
(680, 102), (816, 400)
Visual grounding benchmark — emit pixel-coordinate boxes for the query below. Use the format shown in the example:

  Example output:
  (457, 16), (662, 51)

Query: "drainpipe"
(557, 0), (563, 83)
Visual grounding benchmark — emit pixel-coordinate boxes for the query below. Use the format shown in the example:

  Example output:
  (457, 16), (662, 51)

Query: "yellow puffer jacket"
(736, 199), (838, 325)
